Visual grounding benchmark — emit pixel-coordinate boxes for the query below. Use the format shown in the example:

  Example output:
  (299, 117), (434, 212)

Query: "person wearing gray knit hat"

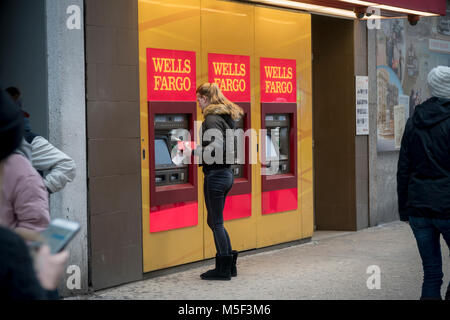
(427, 66), (450, 100)
(398, 66), (450, 300)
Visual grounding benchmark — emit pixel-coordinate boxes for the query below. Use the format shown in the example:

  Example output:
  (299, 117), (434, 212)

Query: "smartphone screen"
(40, 219), (80, 254)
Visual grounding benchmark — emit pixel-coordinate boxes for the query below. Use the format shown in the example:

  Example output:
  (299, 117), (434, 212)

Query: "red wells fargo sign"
(208, 53), (251, 102)
(260, 57), (296, 103)
(147, 48), (196, 101)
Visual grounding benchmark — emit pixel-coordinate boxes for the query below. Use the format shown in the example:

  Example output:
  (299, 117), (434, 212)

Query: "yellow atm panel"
(139, 0), (313, 273)
(200, 0), (257, 259)
(139, 0), (204, 273)
(255, 7), (312, 248)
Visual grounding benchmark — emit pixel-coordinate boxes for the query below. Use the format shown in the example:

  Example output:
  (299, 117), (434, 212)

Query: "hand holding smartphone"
(34, 219), (81, 254)
(34, 245), (70, 290)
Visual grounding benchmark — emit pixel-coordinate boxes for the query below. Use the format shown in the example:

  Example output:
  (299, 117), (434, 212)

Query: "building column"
(46, 0), (88, 296)
(368, 28), (378, 226)
(354, 20), (370, 230)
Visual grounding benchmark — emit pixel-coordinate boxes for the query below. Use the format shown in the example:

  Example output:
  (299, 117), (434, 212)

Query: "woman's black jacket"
(199, 113), (236, 173)
(397, 97), (450, 220)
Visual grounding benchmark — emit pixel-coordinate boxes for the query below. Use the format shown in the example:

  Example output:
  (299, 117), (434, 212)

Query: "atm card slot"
(155, 168), (188, 186)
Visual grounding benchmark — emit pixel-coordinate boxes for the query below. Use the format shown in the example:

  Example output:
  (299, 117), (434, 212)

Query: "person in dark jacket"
(195, 82), (243, 281)
(397, 66), (450, 300)
(0, 87), (68, 299)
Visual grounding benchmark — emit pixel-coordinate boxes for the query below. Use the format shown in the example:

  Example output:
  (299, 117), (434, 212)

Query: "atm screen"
(155, 139), (173, 166)
(266, 134), (279, 160)
(279, 127), (289, 160)
(264, 114), (291, 175)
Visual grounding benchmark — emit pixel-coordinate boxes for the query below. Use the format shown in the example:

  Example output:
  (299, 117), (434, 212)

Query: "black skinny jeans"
(203, 168), (234, 256)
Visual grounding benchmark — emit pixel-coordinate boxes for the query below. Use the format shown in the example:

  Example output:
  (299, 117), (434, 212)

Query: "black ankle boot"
(231, 250), (238, 277)
(201, 255), (232, 281)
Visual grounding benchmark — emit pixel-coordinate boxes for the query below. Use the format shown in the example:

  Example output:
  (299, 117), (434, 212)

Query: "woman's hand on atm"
(177, 141), (197, 151)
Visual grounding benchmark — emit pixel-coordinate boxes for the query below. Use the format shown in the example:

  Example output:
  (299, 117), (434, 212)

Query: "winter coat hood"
(14, 139), (32, 162)
(203, 104), (236, 129)
(413, 97), (450, 129)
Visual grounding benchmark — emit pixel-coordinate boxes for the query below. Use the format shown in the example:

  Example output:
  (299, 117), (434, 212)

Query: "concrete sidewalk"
(72, 221), (449, 300)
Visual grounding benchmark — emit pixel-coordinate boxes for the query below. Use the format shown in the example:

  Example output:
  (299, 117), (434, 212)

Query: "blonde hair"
(196, 82), (244, 121)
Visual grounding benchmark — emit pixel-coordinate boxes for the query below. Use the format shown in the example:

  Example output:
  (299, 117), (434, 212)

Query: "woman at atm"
(196, 82), (243, 281)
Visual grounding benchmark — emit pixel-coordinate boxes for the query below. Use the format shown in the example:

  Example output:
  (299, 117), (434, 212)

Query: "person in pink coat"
(0, 91), (50, 232)
(0, 153), (50, 232)
(1, 86), (67, 299)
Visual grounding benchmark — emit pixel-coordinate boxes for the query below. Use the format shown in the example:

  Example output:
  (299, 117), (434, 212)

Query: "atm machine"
(148, 103), (198, 233)
(223, 103), (252, 221)
(261, 104), (298, 215)
(230, 116), (245, 179)
(263, 114), (291, 175)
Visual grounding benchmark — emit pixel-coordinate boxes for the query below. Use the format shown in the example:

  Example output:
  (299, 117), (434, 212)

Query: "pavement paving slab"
(69, 221), (449, 300)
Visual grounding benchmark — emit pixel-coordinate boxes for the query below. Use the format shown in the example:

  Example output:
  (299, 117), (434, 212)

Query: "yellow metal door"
(139, 0), (204, 272)
(254, 7), (313, 248)
(139, 0), (313, 273)
(200, 0), (258, 259)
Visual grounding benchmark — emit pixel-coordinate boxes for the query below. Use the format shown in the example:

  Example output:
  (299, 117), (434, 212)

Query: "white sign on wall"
(356, 76), (369, 135)
(429, 39), (450, 54)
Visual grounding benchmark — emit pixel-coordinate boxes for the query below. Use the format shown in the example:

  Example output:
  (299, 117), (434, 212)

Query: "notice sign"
(208, 53), (251, 102)
(147, 48), (196, 101)
(356, 76), (369, 135)
(260, 57), (296, 103)
(429, 39), (450, 54)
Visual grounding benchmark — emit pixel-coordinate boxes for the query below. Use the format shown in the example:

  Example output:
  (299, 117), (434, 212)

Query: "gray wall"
(375, 152), (400, 224)
(368, 2), (450, 226)
(368, 28), (379, 226)
(0, 0), (48, 138)
(85, 0), (143, 291)
(46, 0), (88, 297)
(1, 0), (88, 297)
(368, 30), (402, 226)
(354, 20), (370, 230)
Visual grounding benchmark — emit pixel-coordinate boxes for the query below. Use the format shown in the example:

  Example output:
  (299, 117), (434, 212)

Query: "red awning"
(287, 0), (448, 16)
(375, 0), (447, 16)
